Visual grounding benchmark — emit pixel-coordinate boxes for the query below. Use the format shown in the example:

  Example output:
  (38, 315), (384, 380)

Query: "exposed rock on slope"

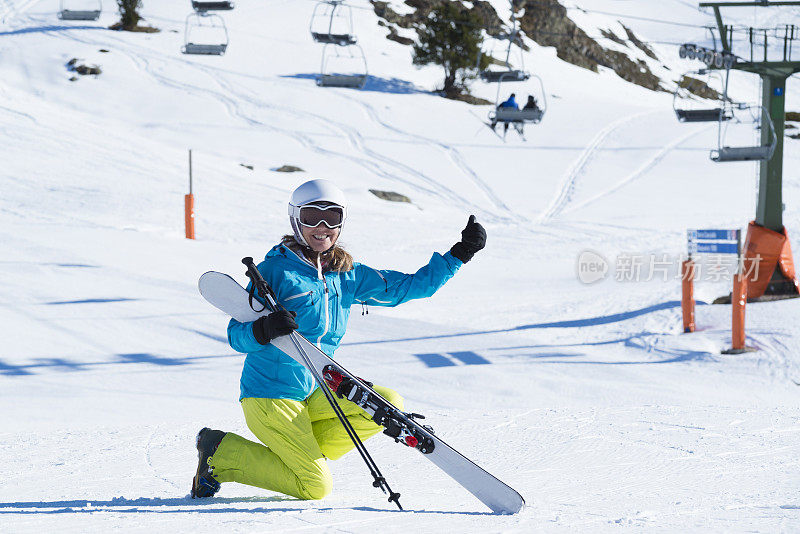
(516, 0), (663, 91)
(370, 0), (692, 94)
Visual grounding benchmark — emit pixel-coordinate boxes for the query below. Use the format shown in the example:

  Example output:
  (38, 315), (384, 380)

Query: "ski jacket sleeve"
(226, 257), (275, 354)
(352, 251), (462, 307)
(227, 317), (264, 354)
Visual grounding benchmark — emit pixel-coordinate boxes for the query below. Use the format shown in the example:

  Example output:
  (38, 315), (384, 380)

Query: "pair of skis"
(198, 259), (524, 514)
(470, 110), (527, 142)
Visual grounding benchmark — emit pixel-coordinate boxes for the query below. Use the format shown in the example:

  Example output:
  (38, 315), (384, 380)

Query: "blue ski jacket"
(499, 95), (519, 110)
(227, 243), (463, 401)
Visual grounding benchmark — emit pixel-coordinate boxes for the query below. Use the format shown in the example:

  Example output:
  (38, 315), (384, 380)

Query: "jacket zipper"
(369, 266), (389, 291)
(316, 255), (329, 350)
(284, 290), (313, 302)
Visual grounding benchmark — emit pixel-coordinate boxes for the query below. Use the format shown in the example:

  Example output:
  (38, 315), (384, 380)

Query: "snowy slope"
(1, 0), (799, 532)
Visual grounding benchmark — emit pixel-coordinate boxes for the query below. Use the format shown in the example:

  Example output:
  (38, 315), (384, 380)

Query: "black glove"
(449, 215), (486, 264)
(252, 309), (298, 345)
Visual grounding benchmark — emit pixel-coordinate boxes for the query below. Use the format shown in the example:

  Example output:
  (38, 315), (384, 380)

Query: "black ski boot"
(191, 427), (226, 498)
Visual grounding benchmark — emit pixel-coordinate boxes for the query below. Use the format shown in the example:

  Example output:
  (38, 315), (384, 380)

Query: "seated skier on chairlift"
(499, 93), (519, 110)
(491, 93), (519, 134)
(523, 95), (539, 111)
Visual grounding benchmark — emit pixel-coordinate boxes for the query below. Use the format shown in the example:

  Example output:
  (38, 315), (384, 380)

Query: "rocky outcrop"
(370, 0), (670, 93)
(678, 75), (722, 101)
(274, 165), (304, 173)
(371, 1), (504, 37)
(516, 0), (663, 91)
(66, 58), (101, 76)
(621, 24), (658, 61)
(370, 189), (412, 203)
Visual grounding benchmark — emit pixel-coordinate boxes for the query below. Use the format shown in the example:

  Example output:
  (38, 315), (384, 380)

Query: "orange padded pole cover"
(681, 259), (695, 333)
(777, 227), (800, 293)
(742, 221), (799, 298)
(185, 194), (195, 240)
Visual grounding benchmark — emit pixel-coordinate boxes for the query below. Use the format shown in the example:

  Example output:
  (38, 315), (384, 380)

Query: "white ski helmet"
(288, 179), (348, 248)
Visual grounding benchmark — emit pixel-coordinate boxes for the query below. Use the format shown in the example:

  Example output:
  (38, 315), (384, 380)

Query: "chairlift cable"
(302, 0), (798, 74)
(301, 0), (710, 33)
(343, 0), (714, 29)
(318, 0), (800, 52)
(565, 4), (711, 29)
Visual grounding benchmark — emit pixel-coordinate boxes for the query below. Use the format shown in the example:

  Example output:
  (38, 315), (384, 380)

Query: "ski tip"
(198, 271), (222, 292)
(488, 496), (525, 515)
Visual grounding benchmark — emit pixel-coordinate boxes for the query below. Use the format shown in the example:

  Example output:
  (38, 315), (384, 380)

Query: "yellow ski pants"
(207, 385), (403, 500)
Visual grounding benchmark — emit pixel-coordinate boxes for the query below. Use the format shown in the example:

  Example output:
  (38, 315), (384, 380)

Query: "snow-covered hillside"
(2, 1), (799, 532)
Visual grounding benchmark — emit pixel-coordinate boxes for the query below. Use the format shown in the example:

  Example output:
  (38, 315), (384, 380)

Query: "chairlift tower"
(698, 0), (800, 297)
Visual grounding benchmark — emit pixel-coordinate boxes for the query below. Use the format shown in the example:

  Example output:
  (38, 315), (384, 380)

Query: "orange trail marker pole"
(681, 259), (696, 333)
(185, 149), (195, 240)
(731, 272), (747, 351)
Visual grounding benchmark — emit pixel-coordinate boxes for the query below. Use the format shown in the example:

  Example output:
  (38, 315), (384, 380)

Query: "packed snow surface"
(1, 0), (799, 532)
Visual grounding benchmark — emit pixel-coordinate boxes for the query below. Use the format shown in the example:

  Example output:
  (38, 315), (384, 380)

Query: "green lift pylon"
(700, 0), (800, 297)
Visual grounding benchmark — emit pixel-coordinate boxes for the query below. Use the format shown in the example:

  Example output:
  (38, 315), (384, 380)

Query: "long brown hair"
(281, 234), (354, 272)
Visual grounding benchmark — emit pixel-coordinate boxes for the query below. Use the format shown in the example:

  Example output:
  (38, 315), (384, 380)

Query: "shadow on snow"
(0, 497), (492, 516)
(280, 73), (428, 95)
(0, 301), (717, 376)
(0, 495), (299, 515)
(0, 25), (105, 37)
(344, 300), (705, 347)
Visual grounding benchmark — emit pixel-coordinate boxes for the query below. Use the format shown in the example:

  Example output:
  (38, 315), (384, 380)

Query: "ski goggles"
(297, 203), (345, 228)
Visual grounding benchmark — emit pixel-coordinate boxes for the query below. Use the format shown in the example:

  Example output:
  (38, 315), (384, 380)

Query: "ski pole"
(241, 257), (402, 510)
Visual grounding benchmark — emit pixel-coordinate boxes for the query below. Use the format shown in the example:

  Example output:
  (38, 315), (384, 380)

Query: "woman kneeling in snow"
(191, 179), (486, 500)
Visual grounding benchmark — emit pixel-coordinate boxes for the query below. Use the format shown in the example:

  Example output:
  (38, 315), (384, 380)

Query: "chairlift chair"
(478, 32), (530, 83)
(492, 107), (544, 123)
(488, 74), (547, 138)
(58, 0), (101, 21)
(478, 8), (530, 83)
(676, 108), (732, 122)
(708, 67), (776, 163)
(673, 69), (734, 123)
(480, 69), (529, 83)
(710, 105), (777, 162)
(317, 44), (367, 88)
(310, 1), (357, 46)
(192, 1), (234, 12)
(182, 12), (229, 55)
(317, 43), (367, 89)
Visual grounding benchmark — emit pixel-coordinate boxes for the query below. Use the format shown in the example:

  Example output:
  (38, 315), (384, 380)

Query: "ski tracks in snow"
(344, 96), (525, 223)
(0, 0), (38, 24)
(199, 74), (522, 226)
(561, 123), (714, 216)
(537, 110), (657, 224)
(145, 424), (183, 491)
(41, 24), (520, 226)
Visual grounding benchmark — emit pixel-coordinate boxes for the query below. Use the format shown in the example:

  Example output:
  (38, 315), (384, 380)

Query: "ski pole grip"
(242, 256), (280, 310)
(242, 257), (261, 281)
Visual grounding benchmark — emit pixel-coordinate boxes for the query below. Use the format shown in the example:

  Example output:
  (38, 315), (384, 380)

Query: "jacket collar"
(266, 243), (319, 273)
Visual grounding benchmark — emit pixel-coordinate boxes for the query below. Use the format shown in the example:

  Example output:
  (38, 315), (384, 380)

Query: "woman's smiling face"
(301, 224), (340, 253)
